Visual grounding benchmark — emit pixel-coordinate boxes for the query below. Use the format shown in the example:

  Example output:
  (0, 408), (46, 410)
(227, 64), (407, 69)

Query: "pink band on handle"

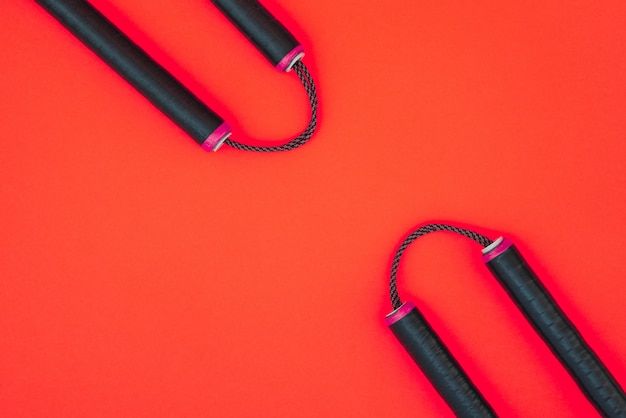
(276, 45), (304, 72)
(481, 237), (514, 263)
(201, 122), (232, 152)
(385, 302), (416, 326)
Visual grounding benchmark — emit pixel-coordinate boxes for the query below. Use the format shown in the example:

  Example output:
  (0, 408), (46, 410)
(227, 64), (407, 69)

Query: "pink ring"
(201, 122), (232, 152)
(385, 302), (416, 326)
(276, 45), (305, 72)
(482, 237), (514, 263)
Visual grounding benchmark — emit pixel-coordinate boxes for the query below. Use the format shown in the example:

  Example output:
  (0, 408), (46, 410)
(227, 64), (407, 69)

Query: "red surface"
(1, 0), (625, 416)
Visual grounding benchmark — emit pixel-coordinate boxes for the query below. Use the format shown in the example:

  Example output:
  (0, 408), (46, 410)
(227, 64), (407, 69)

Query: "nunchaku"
(35, 0), (317, 152)
(385, 223), (626, 417)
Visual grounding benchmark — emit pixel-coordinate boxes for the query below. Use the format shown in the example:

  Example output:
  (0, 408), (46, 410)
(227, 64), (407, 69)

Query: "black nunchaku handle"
(387, 303), (496, 417)
(484, 239), (626, 417)
(35, 0), (230, 151)
(210, 0), (303, 71)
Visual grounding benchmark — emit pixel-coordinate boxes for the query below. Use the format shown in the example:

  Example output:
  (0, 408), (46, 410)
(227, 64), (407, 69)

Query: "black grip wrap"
(35, 0), (225, 147)
(211, 0), (301, 69)
(387, 304), (496, 418)
(485, 243), (626, 417)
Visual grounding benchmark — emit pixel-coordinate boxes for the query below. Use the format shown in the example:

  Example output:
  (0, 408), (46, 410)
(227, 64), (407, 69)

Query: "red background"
(1, 0), (625, 416)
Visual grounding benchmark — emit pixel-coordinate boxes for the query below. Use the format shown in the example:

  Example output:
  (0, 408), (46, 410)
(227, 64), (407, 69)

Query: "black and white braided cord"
(224, 61), (317, 152)
(390, 224), (493, 310)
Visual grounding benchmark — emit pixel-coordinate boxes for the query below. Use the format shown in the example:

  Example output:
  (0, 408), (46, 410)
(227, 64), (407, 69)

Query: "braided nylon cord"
(390, 224), (493, 310)
(225, 61), (317, 152)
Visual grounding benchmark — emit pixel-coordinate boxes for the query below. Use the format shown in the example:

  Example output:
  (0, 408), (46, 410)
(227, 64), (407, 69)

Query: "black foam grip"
(389, 306), (496, 418)
(486, 245), (626, 417)
(35, 0), (224, 146)
(211, 0), (301, 67)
